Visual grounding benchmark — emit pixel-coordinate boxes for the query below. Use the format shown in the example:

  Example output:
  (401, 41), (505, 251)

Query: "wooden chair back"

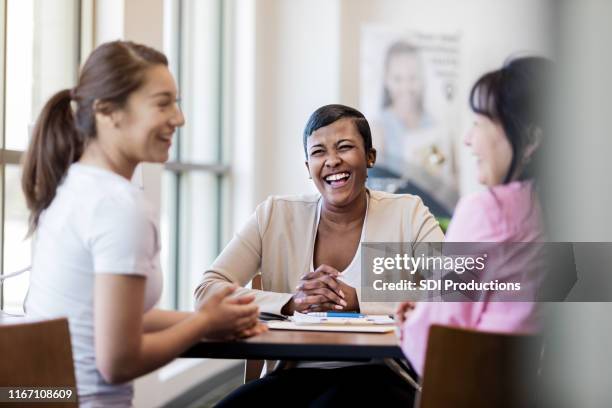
(0, 318), (77, 407)
(417, 324), (541, 408)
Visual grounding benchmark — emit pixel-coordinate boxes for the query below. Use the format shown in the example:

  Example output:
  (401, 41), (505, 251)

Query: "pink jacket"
(401, 181), (544, 375)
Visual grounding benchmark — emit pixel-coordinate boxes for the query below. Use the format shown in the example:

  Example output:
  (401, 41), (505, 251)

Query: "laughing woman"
(195, 104), (443, 406)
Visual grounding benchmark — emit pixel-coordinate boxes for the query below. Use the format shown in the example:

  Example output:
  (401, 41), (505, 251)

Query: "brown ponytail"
(21, 40), (168, 234)
(22, 89), (83, 234)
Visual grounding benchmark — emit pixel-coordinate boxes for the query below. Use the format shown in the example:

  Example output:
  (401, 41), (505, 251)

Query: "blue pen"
(308, 312), (366, 318)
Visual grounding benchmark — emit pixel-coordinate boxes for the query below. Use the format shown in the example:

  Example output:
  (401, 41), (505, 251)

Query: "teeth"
(325, 172), (349, 181)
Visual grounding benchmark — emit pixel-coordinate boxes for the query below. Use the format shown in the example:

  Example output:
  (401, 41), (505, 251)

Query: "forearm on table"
(142, 309), (191, 333)
(101, 314), (206, 384)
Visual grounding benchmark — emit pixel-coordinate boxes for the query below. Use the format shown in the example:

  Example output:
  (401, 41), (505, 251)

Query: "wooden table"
(182, 328), (420, 389)
(182, 328), (404, 361)
(1, 314), (419, 388)
(2, 314), (403, 361)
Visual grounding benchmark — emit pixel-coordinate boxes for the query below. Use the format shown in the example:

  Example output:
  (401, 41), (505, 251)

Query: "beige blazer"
(194, 190), (444, 315)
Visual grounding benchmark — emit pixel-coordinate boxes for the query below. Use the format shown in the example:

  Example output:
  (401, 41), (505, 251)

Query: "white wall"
(239, 0), (554, 222)
(253, 0), (341, 204)
(229, 0), (342, 228)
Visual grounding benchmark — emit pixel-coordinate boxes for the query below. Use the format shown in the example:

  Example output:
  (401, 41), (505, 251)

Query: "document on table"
(292, 311), (394, 325)
(267, 312), (396, 333)
(267, 321), (396, 333)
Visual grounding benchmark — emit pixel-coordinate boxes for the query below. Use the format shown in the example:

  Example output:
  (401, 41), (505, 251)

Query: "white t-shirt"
(25, 163), (163, 407)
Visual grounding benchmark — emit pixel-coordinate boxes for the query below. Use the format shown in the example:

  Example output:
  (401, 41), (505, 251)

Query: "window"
(161, 0), (230, 310)
(0, 0), (84, 313)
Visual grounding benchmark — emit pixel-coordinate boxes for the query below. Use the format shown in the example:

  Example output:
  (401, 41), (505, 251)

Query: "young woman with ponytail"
(22, 41), (265, 407)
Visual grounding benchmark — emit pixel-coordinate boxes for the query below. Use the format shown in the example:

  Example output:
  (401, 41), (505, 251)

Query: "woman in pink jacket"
(399, 56), (553, 375)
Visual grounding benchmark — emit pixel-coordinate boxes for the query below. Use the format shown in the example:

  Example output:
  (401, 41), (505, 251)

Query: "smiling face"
(385, 52), (425, 113)
(464, 114), (513, 186)
(113, 64), (184, 164)
(305, 118), (376, 208)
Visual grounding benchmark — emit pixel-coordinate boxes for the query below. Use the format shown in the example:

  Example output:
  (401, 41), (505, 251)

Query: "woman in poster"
(372, 40), (457, 216)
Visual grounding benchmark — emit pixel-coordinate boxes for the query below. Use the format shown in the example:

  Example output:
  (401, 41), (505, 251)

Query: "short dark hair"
(303, 104), (373, 158)
(469, 56), (553, 184)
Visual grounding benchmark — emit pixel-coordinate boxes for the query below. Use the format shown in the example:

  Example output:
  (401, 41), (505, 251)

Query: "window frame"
(162, 0), (230, 310)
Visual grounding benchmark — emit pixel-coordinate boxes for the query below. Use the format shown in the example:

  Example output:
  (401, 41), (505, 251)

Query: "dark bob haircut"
(303, 104), (373, 158)
(469, 56), (553, 184)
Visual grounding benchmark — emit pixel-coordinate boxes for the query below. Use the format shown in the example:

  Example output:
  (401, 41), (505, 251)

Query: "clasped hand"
(282, 265), (359, 314)
(198, 286), (267, 340)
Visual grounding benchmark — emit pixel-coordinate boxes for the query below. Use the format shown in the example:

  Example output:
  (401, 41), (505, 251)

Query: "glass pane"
(160, 171), (178, 309)
(177, 172), (218, 311)
(3, 165), (31, 314)
(178, 0), (221, 163)
(5, 0), (79, 151)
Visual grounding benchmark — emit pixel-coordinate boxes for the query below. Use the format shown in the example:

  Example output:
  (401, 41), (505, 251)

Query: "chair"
(243, 273), (265, 383)
(416, 324), (542, 408)
(0, 318), (77, 407)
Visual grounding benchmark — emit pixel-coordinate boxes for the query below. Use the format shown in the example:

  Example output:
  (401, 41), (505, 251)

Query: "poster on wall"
(360, 25), (461, 218)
